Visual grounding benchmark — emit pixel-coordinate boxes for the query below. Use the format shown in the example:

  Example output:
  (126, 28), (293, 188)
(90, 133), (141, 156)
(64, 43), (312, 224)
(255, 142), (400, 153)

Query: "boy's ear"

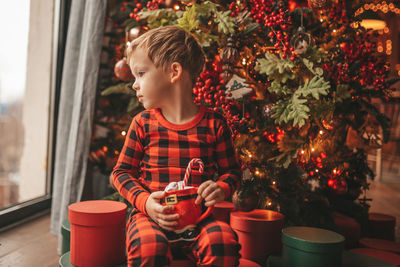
(169, 62), (183, 83)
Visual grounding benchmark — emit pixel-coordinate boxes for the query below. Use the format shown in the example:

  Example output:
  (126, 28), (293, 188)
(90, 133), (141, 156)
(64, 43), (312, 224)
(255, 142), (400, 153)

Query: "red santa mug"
(161, 186), (213, 231)
(161, 158), (213, 232)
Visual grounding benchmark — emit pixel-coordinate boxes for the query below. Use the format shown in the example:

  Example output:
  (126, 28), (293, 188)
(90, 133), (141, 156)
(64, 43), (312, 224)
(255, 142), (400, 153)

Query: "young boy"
(112, 25), (242, 267)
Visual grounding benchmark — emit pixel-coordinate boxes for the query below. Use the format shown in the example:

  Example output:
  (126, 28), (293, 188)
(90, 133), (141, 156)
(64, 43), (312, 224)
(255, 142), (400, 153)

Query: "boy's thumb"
(152, 191), (165, 199)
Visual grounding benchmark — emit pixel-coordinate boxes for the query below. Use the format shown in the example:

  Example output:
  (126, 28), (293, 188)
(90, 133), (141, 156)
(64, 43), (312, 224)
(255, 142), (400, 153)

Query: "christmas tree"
(95, 0), (399, 231)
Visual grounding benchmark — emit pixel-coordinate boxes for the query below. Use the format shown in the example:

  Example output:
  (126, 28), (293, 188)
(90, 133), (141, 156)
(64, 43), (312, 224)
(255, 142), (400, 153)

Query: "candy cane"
(183, 158), (204, 187)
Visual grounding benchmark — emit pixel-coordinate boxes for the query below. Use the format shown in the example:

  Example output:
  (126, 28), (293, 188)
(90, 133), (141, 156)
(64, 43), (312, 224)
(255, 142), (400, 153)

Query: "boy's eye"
(138, 71), (145, 76)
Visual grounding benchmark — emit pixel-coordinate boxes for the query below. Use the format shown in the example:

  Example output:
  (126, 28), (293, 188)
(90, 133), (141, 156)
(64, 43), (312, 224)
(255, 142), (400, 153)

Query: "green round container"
(61, 218), (71, 255)
(281, 226), (345, 267)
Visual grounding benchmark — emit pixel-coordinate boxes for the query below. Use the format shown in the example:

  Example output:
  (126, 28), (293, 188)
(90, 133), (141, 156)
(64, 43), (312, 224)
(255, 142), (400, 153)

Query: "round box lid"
(68, 200), (127, 226)
(282, 226), (345, 253)
(230, 209), (285, 232)
(359, 238), (400, 254)
(369, 212), (396, 222)
(214, 201), (236, 209)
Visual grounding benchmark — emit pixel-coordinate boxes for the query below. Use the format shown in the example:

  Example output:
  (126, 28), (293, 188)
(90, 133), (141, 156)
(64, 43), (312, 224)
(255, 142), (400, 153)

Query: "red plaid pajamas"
(112, 104), (242, 266)
(125, 209), (241, 267)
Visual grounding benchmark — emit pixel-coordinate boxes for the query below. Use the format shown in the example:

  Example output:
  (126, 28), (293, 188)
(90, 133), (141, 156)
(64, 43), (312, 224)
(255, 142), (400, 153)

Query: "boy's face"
(129, 46), (171, 110)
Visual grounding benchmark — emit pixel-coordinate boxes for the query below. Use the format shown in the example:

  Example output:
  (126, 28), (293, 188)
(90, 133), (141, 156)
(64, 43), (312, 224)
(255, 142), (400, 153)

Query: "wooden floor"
(0, 180), (399, 267)
(0, 211), (59, 267)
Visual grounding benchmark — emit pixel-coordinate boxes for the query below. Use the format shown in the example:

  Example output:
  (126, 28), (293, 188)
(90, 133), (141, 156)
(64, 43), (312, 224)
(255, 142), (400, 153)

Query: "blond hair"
(126, 25), (206, 85)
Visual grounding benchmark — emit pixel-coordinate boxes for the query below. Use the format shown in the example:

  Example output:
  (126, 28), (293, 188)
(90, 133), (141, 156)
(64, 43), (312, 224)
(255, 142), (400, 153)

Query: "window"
(0, 0), (67, 228)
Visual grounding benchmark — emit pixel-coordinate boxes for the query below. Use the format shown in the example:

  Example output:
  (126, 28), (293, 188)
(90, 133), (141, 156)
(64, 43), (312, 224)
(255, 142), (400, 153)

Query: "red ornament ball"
(114, 58), (133, 82)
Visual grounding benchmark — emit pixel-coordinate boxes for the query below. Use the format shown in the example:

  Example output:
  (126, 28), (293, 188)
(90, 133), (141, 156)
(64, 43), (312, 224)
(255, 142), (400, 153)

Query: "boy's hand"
(195, 180), (225, 207)
(145, 191), (180, 231)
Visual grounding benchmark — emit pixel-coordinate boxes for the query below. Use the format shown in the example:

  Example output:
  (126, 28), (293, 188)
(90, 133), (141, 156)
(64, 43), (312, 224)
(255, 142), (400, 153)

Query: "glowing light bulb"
(319, 130), (323, 135)
(121, 131), (126, 136)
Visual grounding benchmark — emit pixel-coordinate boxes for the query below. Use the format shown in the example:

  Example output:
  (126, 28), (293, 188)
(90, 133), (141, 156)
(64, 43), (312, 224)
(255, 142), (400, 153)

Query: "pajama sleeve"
(214, 119), (242, 201)
(111, 116), (151, 216)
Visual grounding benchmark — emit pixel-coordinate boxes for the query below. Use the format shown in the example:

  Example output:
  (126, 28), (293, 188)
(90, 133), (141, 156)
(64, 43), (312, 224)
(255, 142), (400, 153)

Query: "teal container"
(281, 226), (345, 267)
(61, 218), (71, 254)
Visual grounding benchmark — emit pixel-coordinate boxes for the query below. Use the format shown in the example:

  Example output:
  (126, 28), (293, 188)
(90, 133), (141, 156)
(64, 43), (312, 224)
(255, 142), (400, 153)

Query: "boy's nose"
(132, 82), (139, 91)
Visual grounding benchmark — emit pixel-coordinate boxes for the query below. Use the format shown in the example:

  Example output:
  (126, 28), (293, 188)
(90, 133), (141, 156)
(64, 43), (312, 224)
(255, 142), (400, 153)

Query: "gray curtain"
(50, 0), (107, 255)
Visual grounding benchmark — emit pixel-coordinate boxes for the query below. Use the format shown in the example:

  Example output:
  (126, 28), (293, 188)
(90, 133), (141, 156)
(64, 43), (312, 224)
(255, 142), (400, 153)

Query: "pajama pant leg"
(125, 210), (173, 267)
(190, 215), (241, 267)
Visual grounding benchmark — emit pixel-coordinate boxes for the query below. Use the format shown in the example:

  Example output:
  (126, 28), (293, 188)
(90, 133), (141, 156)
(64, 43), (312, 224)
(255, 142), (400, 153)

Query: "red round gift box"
(333, 212), (361, 249)
(212, 201), (236, 224)
(359, 238), (400, 254)
(350, 248), (400, 266)
(239, 258), (261, 266)
(68, 200), (127, 267)
(368, 212), (396, 241)
(230, 209), (285, 266)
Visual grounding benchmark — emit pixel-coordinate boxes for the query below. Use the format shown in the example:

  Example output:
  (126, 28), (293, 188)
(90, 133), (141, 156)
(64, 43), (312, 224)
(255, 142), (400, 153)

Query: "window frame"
(0, 0), (71, 230)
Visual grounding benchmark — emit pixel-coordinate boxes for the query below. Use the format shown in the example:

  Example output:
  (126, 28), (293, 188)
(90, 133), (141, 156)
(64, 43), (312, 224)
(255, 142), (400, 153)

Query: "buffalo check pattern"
(126, 210), (241, 267)
(111, 104), (242, 215)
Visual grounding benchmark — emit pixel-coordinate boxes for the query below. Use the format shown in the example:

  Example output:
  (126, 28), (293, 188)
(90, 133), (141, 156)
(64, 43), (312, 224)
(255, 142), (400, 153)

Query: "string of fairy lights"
(355, 1), (400, 17)
(354, 1), (400, 76)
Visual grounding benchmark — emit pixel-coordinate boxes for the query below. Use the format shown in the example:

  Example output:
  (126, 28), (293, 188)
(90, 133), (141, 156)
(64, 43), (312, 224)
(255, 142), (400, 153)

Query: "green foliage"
(268, 81), (291, 95)
(196, 0), (218, 16)
(302, 58), (324, 76)
(101, 83), (135, 96)
(242, 23), (260, 35)
(334, 84), (351, 103)
(214, 10), (236, 34)
(272, 97), (310, 128)
(177, 5), (199, 32)
(296, 76), (330, 100)
(255, 53), (295, 83)
(139, 8), (181, 29)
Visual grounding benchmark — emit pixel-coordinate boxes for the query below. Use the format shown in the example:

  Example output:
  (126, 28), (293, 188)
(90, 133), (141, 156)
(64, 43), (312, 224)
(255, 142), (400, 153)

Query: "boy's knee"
(127, 234), (171, 266)
(196, 221), (241, 267)
(209, 221), (239, 244)
(200, 221), (241, 254)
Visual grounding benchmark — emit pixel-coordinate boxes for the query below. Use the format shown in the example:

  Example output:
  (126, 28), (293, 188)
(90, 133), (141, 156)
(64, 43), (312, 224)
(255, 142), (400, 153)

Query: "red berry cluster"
(298, 151), (327, 177)
(119, 1), (145, 22)
(129, 2), (144, 21)
(228, 2), (244, 17)
(325, 37), (388, 91)
(246, 0), (294, 60)
(327, 0), (348, 25)
(192, 60), (242, 137)
(146, 0), (164, 10)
